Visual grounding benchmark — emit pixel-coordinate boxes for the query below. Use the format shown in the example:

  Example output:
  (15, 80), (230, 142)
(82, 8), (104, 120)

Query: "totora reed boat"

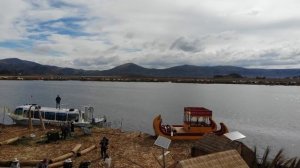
(153, 107), (229, 140)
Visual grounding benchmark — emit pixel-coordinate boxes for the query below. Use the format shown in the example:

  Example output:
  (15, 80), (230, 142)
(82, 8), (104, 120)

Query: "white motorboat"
(8, 104), (105, 127)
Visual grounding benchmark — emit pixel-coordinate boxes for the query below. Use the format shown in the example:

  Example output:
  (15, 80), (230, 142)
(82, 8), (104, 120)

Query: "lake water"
(0, 80), (300, 157)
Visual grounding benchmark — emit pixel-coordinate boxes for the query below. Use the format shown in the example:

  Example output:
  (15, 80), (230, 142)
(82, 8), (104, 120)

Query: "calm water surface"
(0, 80), (300, 157)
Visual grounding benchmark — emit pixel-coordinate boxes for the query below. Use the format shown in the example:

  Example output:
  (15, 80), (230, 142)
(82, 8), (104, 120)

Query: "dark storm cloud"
(73, 55), (120, 67)
(169, 37), (203, 53)
(231, 49), (300, 68)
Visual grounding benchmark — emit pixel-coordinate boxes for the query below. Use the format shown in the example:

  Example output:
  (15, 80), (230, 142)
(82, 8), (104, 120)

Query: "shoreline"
(1, 75), (300, 86)
(0, 125), (194, 167)
(1, 124), (299, 167)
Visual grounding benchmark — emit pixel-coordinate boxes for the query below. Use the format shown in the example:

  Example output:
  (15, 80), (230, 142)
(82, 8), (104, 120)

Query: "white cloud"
(1, 0), (300, 70)
(0, 0), (29, 40)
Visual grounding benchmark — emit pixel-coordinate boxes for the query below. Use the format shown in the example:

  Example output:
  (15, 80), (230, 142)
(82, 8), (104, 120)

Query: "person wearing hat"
(10, 158), (20, 168)
(63, 158), (72, 168)
(36, 158), (49, 168)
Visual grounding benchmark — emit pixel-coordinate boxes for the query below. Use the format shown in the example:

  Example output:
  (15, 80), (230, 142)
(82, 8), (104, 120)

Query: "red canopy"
(184, 107), (212, 116)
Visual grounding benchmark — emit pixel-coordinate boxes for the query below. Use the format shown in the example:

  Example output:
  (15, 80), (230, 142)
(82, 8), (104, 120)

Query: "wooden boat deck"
(173, 126), (185, 133)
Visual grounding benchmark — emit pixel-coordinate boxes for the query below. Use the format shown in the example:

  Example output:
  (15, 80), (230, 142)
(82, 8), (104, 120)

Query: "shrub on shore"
(252, 147), (300, 168)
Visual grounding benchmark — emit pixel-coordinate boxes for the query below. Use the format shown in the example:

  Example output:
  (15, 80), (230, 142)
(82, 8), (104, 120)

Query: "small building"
(176, 149), (249, 168)
(190, 134), (254, 167)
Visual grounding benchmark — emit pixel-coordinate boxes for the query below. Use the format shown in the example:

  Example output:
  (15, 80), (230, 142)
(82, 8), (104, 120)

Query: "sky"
(1, 0), (300, 70)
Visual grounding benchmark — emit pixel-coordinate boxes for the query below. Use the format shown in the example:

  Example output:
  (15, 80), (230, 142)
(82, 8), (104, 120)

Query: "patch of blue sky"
(0, 40), (34, 50)
(30, 0), (82, 9)
(44, 50), (64, 57)
(122, 48), (142, 52)
(49, 0), (74, 8)
(28, 34), (49, 41)
(28, 17), (90, 37)
(102, 38), (113, 45)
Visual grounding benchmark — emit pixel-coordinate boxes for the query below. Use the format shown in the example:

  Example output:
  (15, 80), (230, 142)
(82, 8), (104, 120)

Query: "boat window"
(23, 110), (27, 117)
(27, 111), (34, 118)
(67, 113), (79, 121)
(45, 112), (55, 120)
(34, 111), (40, 118)
(33, 111), (44, 118)
(190, 117), (198, 126)
(56, 113), (67, 121)
(40, 111), (45, 119)
(14, 108), (23, 115)
(184, 112), (191, 123)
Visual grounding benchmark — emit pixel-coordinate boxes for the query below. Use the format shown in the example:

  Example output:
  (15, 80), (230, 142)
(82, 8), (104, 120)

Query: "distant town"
(1, 75), (300, 86)
(1, 58), (300, 85)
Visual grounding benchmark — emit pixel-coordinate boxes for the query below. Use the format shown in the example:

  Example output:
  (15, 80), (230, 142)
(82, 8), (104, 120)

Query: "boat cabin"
(13, 105), (82, 122)
(183, 107), (213, 132)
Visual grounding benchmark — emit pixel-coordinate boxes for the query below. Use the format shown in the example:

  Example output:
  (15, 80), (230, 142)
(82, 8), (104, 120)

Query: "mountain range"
(1, 58), (300, 78)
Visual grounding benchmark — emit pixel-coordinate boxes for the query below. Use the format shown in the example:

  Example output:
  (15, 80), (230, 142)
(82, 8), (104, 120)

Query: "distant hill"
(1, 58), (300, 78)
(0, 58), (86, 76)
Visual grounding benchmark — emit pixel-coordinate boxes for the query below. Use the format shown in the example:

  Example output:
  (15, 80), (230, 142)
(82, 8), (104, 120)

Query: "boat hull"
(8, 114), (93, 127)
(13, 119), (41, 126)
(153, 115), (228, 140)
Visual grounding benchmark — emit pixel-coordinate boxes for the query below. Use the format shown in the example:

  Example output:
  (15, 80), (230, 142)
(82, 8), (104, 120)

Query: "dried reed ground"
(0, 125), (194, 167)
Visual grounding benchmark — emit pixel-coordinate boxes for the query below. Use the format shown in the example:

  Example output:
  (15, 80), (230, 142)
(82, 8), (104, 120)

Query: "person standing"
(36, 158), (49, 168)
(71, 121), (74, 134)
(63, 158), (72, 168)
(100, 137), (109, 160)
(10, 158), (20, 168)
(56, 95), (61, 109)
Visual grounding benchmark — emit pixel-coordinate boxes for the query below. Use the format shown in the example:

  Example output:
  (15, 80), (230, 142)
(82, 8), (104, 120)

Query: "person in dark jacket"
(56, 95), (61, 109)
(36, 158), (49, 168)
(100, 137), (109, 160)
(71, 121), (74, 134)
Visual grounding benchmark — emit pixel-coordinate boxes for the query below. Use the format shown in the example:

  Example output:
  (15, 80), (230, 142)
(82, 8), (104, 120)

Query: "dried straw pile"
(0, 125), (195, 167)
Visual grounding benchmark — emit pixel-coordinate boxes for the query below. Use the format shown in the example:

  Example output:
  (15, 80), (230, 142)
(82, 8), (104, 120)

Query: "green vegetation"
(252, 147), (300, 168)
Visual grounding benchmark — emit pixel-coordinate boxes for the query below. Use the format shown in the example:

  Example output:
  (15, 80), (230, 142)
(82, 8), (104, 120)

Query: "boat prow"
(213, 122), (229, 136)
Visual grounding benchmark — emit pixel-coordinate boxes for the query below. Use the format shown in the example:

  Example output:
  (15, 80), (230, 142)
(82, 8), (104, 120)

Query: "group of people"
(9, 158), (48, 168)
(9, 96), (111, 168)
(9, 137), (111, 168)
(60, 122), (74, 139)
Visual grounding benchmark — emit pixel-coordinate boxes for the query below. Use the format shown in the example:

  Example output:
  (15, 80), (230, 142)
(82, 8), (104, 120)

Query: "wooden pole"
(20, 160), (42, 166)
(71, 144), (82, 154)
(48, 160), (65, 168)
(152, 154), (163, 168)
(38, 108), (45, 131)
(50, 144), (83, 163)
(50, 152), (74, 163)
(28, 105), (33, 130)
(0, 160), (11, 167)
(77, 145), (96, 156)
(1, 107), (6, 128)
(0, 159), (41, 167)
(0, 136), (19, 145)
(162, 148), (166, 168)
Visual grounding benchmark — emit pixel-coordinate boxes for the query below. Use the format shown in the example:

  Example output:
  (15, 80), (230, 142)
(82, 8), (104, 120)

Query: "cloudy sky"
(1, 0), (300, 70)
